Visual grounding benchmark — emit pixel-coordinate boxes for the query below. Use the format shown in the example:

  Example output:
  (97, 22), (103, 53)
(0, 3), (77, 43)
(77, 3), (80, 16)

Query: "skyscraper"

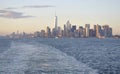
(85, 24), (90, 37)
(78, 26), (84, 37)
(63, 24), (67, 37)
(71, 25), (76, 32)
(54, 15), (58, 37)
(46, 26), (51, 38)
(96, 24), (102, 38)
(66, 20), (71, 31)
(103, 25), (112, 37)
(54, 16), (58, 31)
(94, 25), (96, 36)
(64, 20), (71, 37)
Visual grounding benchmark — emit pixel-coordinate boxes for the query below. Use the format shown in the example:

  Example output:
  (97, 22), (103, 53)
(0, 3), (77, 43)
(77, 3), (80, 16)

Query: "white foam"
(0, 41), (98, 74)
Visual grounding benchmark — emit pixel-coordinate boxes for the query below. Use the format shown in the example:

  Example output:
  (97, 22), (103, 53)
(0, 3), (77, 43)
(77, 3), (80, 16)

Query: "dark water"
(0, 38), (120, 74)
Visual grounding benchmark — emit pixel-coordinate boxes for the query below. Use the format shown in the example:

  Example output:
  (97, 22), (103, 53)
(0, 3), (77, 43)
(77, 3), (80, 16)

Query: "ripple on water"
(0, 42), (98, 74)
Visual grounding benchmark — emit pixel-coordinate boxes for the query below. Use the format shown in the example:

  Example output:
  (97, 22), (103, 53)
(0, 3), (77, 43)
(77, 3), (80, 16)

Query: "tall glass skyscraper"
(54, 16), (58, 31)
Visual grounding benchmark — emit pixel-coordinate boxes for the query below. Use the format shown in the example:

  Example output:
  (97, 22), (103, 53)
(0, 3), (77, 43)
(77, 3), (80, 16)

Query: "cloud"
(23, 5), (55, 8)
(5, 7), (17, 9)
(0, 10), (33, 19)
(1, 5), (54, 19)
(4, 5), (55, 10)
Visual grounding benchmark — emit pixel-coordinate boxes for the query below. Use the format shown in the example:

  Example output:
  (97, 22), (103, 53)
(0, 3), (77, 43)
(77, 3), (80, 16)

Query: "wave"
(0, 41), (98, 74)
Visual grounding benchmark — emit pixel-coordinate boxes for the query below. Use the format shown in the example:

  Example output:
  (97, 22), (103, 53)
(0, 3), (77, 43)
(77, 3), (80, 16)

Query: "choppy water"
(0, 38), (120, 74)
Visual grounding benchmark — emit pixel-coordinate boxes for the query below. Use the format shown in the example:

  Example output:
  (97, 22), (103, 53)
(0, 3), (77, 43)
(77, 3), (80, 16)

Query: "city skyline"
(8, 21), (113, 39)
(0, 0), (120, 35)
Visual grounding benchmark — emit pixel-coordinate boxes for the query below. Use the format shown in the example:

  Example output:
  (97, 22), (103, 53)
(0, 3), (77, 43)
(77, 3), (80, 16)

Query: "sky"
(0, 0), (120, 35)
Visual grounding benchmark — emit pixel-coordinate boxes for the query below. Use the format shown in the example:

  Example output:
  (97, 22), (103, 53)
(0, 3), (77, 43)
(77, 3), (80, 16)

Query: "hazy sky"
(0, 0), (120, 35)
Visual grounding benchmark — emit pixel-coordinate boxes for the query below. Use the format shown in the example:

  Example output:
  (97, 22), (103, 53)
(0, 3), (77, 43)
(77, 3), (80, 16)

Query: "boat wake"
(0, 41), (98, 74)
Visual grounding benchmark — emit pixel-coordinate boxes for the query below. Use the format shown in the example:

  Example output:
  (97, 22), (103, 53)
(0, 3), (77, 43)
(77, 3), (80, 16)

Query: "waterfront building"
(78, 26), (84, 37)
(66, 20), (71, 31)
(94, 25), (96, 36)
(46, 26), (51, 38)
(34, 31), (41, 38)
(57, 26), (62, 37)
(109, 28), (112, 37)
(63, 20), (72, 37)
(103, 25), (112, 37)
(63, 24), (67, 37)
(89, 29), (95, 37)
(83, 28), (86, 37)
(41, 30), (45, 38)
(85, 24), (90, 37)
(71, 25), (76, 37)
(74, 30), (79, 38)
(96, 24), (102, 38)
(71, 25), (76, 33)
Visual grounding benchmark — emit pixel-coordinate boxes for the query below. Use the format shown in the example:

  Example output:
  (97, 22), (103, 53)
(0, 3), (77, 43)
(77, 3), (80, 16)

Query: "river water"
(0, 38), (120, 74)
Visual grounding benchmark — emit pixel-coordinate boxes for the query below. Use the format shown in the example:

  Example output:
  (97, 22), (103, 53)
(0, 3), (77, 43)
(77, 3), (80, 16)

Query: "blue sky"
(0, 0), (120, 35)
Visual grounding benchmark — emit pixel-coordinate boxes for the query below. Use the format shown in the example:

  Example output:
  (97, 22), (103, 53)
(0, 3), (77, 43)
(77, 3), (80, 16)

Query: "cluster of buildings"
(34, 23), (112, 38)
(8, 16), (113, 38)
(7, 31), (34, 38)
